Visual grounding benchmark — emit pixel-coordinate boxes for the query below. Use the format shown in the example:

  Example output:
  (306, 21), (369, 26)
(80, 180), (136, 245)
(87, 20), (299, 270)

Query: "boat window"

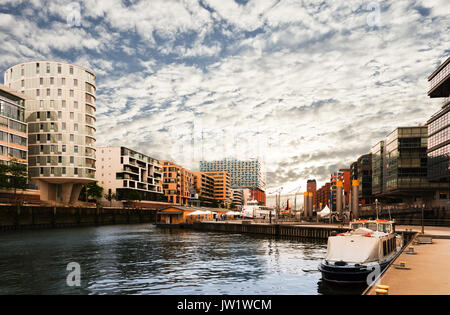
(351, 223), (363, 229)
(378, 224), (392, 233)
(365, 223), (378, 231)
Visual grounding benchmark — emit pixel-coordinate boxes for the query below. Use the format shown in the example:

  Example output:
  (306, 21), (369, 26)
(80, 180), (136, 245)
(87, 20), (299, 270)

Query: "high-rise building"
(427, 56), (449, 184)
(199, 158), (266, 204)
(0, 85), (28, 167)
(95, 146), (164, 203)
(4, 61), (97, 203)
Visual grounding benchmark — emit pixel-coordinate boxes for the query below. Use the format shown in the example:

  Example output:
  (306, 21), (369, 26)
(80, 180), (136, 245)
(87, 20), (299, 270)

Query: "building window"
(70, 67), (73, 74)
(21, 80), (24, 87)
(62, 100), (66, 108)
(46, 88), (50, 96)
(74, 123), (78, 131)
(62, 167), (66, 175)
(70, 90), (74, 97)
(74, 145), (78, 153)
(74, 101), (78, 109)
(50, 77), (54, 85)
(58, 64), (62, 74)
(40, 100), (44, 108)
(58, 89), (62, 96)
(37, 112), (40, 119)
(74, 168), (78, 175)
(70, 156), (74, 164)
(70, 112), (74, 120)
(50, 100), (54, 108)
(62, 78), (65, 85)
(46, 63), (50, 74)
(40, 77), (43, 85)
(74, 79), (78, 86)
(36, 63), (40, 74)
(62, 122), (66, 130)
(62, 145), (66, 153)
(70, 134), (74, 142)
(36, 89), (40, 97)
(58, 111), (62, 119)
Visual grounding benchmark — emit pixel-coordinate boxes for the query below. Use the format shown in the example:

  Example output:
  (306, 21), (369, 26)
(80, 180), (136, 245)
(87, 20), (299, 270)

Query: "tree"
(127, 190), (142, 202)
(0, 159), (28, 204)
(80, 182), (104, 203)
(8, 160), (27, 203)
(104, 190), (117, 207)
(230, 203), (237, 210)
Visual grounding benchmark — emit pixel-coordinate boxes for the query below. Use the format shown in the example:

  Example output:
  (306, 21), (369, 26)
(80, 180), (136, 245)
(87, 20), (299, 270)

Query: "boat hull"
(318, 259), (391, 284)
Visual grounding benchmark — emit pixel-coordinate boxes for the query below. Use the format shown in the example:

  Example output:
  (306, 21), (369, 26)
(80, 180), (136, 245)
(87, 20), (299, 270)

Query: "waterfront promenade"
(366, 226), (450, 295)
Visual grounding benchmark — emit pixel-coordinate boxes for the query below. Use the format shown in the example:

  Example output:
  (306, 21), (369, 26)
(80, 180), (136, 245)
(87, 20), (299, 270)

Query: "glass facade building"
(371, 141), (384, 196)
(427, 57), (450, 183)
(0, 85), (27, 166)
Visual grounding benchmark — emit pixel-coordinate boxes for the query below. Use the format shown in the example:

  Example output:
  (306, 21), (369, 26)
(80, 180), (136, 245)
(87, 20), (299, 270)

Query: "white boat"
(241, 200), (275, 219)
(318, 219), (403, 284)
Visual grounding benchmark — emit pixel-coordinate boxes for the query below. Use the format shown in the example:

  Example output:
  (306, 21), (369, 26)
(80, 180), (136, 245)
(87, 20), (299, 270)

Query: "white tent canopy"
(317, 205), (331, 218)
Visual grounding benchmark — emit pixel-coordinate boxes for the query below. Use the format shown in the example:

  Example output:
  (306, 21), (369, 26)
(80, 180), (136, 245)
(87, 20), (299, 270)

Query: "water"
(0, 224), (361, 295)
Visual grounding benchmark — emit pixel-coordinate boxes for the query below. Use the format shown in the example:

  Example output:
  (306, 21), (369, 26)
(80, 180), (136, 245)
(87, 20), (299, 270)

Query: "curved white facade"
(4, 61), (96, 203)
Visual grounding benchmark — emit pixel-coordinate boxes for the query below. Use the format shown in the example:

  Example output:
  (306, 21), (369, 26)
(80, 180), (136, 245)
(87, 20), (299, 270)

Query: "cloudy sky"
(0, 0), (449, 193)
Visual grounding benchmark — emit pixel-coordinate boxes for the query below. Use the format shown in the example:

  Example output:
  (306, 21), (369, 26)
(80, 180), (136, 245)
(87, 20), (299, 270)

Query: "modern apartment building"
(4, 61), (96, 203)
(315, 182), (331, 210)
(199, 158), (266, 204)
(193, 172), (215, 206)
(427, 56), (449, 184)
(161, 160), (195, 205)
(96, 146), (164, 202)
(0, 85), (28, 167)
(201, 171), (232, 206)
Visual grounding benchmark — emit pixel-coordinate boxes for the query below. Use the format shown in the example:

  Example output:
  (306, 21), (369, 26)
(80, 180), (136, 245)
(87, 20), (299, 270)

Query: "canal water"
(0, 224), (363, 295)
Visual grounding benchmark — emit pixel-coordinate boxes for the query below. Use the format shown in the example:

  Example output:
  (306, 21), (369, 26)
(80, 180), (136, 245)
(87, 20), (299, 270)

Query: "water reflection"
(0, 224), (357, 295)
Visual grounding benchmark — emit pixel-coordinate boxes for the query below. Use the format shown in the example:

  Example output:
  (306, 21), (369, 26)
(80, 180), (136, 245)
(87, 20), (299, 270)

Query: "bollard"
(375, 289), (388, 295)
(377, 285), (390, 293)
(406, 245), (416, 255)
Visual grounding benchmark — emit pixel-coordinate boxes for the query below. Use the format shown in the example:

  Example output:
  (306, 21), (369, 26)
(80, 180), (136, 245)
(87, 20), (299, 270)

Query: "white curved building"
(4, 61), (96, 203)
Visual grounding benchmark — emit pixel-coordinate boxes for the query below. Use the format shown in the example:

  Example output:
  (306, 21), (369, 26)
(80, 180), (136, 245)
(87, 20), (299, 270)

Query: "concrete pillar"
(303, 192), (308, 218)
(61, 183), (74, 204)
(349, 190), (352, 219)
(352, 180), (359, 220)
(308, 192), (314, 217)
(70, 184), (83, 204)
(336, 180), (343, 218)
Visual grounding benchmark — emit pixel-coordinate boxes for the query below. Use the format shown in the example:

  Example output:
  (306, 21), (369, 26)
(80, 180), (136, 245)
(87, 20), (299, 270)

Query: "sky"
(0, 0), (449, 194)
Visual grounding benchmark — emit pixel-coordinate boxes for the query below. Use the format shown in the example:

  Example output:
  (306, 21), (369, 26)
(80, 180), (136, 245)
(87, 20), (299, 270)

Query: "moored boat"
(318, 219), (403, 284)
